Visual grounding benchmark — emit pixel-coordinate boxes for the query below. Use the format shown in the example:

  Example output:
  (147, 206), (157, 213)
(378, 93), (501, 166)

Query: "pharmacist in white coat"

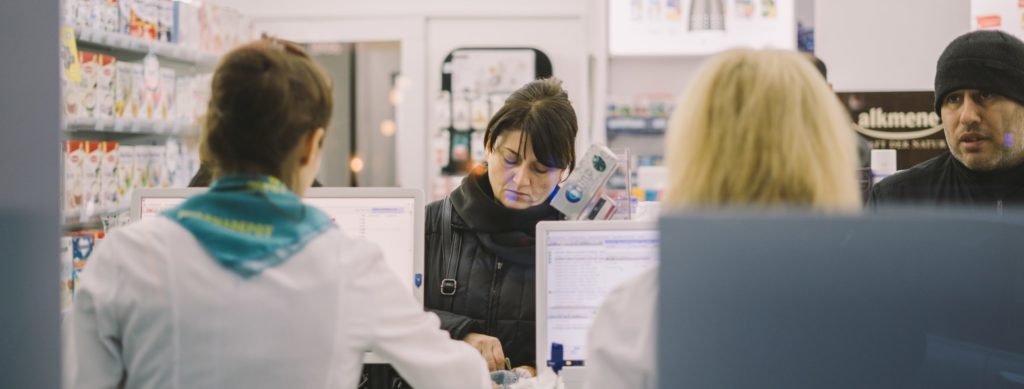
(583, 49), (863, 389)
(71, 39), (490, 389)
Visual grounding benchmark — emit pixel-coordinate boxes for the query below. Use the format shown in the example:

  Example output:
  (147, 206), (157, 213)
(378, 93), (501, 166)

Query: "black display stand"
(439, 47), (552, 175)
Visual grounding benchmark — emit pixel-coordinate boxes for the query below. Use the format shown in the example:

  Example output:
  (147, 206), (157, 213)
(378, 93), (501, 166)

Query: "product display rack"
(75, 26), (220, 66)
(605, 116), (668, 137)
(64, 117), (199, 136)
(60, 25), (213, 232)
(63, 206), (130, 231)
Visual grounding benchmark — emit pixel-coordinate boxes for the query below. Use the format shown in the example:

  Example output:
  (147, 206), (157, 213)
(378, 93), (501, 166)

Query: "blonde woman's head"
(663, 49), (861, 213)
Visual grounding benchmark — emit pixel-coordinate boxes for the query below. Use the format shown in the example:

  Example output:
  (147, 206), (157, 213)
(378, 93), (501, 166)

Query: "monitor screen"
(543, 228), (659, 365)
(658, 213), (1024, 388)
(139, 195), (418, 293)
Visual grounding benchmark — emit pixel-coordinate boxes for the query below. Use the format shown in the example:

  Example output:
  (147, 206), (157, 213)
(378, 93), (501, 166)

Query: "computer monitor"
(132, 187), (424, 300)
(658, 212), (1024, 389)
(535, 220), (658, 386)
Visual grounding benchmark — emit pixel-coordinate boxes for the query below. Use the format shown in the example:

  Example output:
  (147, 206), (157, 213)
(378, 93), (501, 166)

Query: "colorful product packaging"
(118, 145), (135, 207)
(96, 54), (117, 119)
(100, 0), (120, 32)
(175, 76), (192, 121)
(173, 0), (200, 49)
(64, 140), (85, 213)
(141, 54), (160, 119)
(71, 230), (104, 295)
(149, 145), (168, 188)
(114, 61), (134, 118)
(159, 0), (174, 42)
(101, 141), (120, 208)
(60, 236), (74, 310)
(129, 62), (145, 119)
(133, 145), (149, 188)
(84, 141), (103, 211)
(158, 68), (176, 120)
(78, 51), (100, 118)
(128, 0), (159, 40)
(551, 145), (621, 220)
(75, 0), (99, 29)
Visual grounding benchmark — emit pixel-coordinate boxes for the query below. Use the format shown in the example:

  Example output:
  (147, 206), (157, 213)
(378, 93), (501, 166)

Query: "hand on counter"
(463, 332), (505, 371)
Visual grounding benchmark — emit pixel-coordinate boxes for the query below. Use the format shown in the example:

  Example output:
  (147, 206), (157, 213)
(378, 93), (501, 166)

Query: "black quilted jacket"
(423, 171), (561, 368)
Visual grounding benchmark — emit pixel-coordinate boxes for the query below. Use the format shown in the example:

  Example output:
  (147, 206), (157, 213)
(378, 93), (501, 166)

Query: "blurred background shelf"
(75, 27), (219, 65)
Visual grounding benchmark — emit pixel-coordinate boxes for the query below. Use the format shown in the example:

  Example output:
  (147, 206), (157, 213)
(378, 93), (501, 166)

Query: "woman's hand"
(463, 332), (506, 371)
(512, 365), (536, 377)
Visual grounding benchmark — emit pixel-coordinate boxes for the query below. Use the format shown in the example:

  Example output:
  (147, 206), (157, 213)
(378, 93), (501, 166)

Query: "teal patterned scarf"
(164, 175), (334, 278)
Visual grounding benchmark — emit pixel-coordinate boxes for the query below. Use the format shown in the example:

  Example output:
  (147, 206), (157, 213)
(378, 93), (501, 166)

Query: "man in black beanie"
(867, 30), (1024, 212)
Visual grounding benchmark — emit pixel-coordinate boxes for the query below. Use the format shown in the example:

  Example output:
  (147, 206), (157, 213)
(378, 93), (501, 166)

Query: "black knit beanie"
(934, 30), (1024, 115)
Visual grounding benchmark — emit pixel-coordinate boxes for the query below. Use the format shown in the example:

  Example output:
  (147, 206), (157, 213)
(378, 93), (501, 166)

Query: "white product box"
(117, 145), (135, 207)
(147, 145), (166, 188)
(165, 139), (181, 187)
(158, 68), (176, 120)
(141, 55), (160, 119)
(117, 0), (131, 34)
(63, 0), (79, 26)
(470, 97), (489, 131)
(78, 51), (100, 119)
(114, 61), (133, 118)
(159, 0), (174, 42)
(101, 141), (120, 208)
(75, 0), (99, 29)
(551, 145), (621, 220)
(128, 62), (145, 119)
(65, 141), (85, 212)
(83, 141), (103, 211)
(95, 54), (117, 119)
(175, 76), (191, 121)
(100, 0), (119, 32)
(129, 0), (159, 40)
(133, 145), (148, 189)
(60, 236), (74, 310)
(173, 0), (200, 49)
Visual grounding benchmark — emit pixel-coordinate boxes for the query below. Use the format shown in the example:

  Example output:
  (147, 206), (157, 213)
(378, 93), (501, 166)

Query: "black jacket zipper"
(485, 259), (504, 333)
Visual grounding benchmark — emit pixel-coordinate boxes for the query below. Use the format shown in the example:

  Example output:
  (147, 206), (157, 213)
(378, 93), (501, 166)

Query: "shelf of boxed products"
(63, 206), (129, 231)
(64, 117), (199, 136)
(606, 116), (668, 137)
(75, 26), (220, 66)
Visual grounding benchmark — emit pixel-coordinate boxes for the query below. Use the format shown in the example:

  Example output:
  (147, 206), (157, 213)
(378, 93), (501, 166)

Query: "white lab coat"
(71, 217), (490, 389)
(583, 268), (658, 389)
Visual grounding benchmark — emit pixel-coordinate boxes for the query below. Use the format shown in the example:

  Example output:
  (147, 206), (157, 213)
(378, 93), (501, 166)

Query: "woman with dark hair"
(70, 39), (489, 389)
(425, 77), (579, 374)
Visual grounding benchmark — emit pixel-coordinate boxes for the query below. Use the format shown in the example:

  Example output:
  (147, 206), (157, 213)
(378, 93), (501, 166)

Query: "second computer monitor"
(535, 220), (659, 376)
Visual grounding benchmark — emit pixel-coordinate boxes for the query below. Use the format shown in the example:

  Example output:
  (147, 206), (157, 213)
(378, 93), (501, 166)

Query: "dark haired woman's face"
(486, 129), (564, 209)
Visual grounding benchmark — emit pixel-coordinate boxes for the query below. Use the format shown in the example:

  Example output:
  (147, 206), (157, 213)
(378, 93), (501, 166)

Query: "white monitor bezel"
(534, 220), (657, 372)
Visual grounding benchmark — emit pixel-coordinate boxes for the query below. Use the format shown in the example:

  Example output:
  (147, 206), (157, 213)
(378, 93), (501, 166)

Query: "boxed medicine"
(133, 145), (149, 188)
(158, 68), (176, 120)
(95, 54), (117, 119)
(78, 51), (100, 118)
(117, 145), (135, 207)
(159, 0), (174, 43)
(64, 140), (85, 213)
(173, 0), (200, 49)
(101, 141), (120, 209)
(128, 62), (145, 119)
(114, 61), (133, 118)
(551, 145), (620, 220)
(84, 141), (103, 210)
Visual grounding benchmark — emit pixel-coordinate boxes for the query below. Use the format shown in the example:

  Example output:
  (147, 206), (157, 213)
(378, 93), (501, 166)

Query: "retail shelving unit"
(75, 26), (220, 65)
(60, 26), (213, 233)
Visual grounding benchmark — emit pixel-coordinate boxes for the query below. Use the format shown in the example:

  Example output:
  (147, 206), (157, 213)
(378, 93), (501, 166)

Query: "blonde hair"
(663, 49), (861, 213)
